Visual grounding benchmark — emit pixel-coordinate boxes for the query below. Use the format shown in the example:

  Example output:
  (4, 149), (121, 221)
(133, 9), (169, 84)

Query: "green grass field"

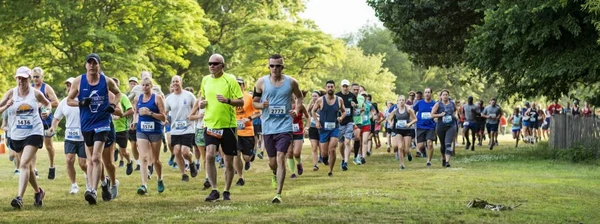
(0, 135), (598, 223)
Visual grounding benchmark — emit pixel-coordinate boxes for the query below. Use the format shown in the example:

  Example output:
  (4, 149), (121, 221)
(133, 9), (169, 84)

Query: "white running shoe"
(70, 184), (79, 194)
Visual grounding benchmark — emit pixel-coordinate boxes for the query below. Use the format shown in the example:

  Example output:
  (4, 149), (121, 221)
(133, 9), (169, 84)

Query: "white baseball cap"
(128, 77), (139, 83)
(341, 79), (350, 86)
(64, 77), (75, 84)
(14, 66), (31, 78)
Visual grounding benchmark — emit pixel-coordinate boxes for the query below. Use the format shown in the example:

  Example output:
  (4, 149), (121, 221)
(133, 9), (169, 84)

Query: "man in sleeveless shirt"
(31, 67), (59, 180)
(66, 53), (123, 205)
(253, 54), (304, 203)
(312, 80), (346, 177)
(199, 54), (243, 202)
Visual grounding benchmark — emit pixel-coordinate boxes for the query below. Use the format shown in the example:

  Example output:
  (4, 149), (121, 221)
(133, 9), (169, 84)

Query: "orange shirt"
(236, 93), (258, 137)
(500, 116), (507, 126)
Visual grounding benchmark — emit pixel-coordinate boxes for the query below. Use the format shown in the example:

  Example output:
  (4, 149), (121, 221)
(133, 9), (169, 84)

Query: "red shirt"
(583, 107), (592, 117)
(547, 104), (562, 115)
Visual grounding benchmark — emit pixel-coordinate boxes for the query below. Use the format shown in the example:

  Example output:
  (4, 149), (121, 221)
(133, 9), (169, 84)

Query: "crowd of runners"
(0, 53), (591, 209)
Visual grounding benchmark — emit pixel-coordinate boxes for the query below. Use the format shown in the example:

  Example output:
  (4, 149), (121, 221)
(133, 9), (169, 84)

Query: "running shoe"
(101, 177), (112, 201)
(110, 180), (119, 199)
(11, 196), (23, 209)
(400, 165), (406, 170)
(290, 174), (297, 179)
(70, 184), (79, 194)
(168, 155), (174, 166)
(48, 167), (56, 180)
(257, 151), (264, 159)
(33, 187), (45, 207)
(235, 178), (245, 186)
(426, 161), (432, 167)
(244, 161), (251, 171)
(126, 162), (134, 176)
(387, 147), (391, 153)
(297, 163), (303, 175)
(223, 191), (231, 201)
(135, 164), (141, 171)
(328, 172), (333, 177)
(271, 175), (277, 189)
(272, 194), (282, 203)
(353, 157), (362, 165)
(407, 153), (413, 162)
(341, 162), (348, 171)
(322, 156), (329, 166)
(250, 152), (256, 162)
(14, 169), (19, 175)
(202, 179), (211, 190)
(205, 190), (220, 202)
(85, 190), (97, 205)
(318, 155), (323, 163)
(465, 143), (471, 150)
(119, 160), (124, 168)
(445, 163), (451, 168)
(196, 163), (201, 172)
(367, 150), (372, 157)
(313, 165), (319, 171)
(137, 185), (148, 195)
(157, 180), (165, 193)
(360, 157), (366, 165)
(442, 160), (446, 167)
(190, 162), (198, 178)
(422, 151), (427, 158)
(181, 174), (189, 182)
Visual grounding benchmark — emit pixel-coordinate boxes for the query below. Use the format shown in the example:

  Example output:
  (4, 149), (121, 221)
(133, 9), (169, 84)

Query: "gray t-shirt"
(165, 90), (196, 135)
(482, 105), (502, 124)
(462, 103), (478, 122)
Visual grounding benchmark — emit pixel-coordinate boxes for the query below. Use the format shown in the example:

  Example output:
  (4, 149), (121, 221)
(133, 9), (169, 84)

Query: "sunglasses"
(409, 95), (415, 97)
(269, 64), (283, 68)
(33, 76), (40, 79)
(208, 62), (222, 66)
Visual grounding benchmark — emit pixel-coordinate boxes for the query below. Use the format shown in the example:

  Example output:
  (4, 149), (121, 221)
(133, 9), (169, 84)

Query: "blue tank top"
(318, 96), (339, 130)
(136, 94), (163, 134)
(78, 74), (111, 132)
(260, 75), (292, 135)
(33, 83), (54, 126)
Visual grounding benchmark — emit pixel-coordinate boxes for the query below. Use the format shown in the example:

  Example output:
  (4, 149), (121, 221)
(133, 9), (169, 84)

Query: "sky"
(299, 0), (382, 37)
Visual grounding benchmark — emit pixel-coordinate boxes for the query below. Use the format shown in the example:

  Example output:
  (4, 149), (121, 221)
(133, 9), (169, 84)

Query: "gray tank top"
(394, 107), (410, 130)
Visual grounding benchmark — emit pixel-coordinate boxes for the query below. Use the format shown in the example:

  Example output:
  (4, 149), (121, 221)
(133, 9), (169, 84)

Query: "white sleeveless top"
(8, 87), (44, 140)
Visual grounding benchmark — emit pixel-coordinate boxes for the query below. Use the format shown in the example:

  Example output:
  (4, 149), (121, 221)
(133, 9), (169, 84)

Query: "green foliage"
(547, 143), (600, 164)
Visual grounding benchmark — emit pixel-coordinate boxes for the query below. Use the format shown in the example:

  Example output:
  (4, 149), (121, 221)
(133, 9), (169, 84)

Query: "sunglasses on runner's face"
(269, 64), (283, 68)
(33, 76), (40, 79)
(208, 62), (222, 66)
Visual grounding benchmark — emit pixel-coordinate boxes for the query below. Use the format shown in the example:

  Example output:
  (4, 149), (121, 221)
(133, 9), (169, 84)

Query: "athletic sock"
(294, 156), (301, 165)
(287, 158), (296, 174)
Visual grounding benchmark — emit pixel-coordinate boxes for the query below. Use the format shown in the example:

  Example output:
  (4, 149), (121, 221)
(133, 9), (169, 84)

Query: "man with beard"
(312, 80), (346, 177)
(335, 79), (357, 171)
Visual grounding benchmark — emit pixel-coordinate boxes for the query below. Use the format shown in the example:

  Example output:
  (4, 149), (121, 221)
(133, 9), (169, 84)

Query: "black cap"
(85, 53), (101, 64)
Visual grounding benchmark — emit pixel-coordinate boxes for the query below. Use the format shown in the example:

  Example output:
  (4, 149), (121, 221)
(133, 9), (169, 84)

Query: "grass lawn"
(0, 134), (598, 223)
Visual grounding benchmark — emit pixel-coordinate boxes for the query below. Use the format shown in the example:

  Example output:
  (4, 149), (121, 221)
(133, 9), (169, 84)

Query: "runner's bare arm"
(290, 78), (304, 112)
(66, 76), (81, 107)
(154, 94), (167, 122)
(408, 109), (418, 127)
(311, 97), (323, 128)
(338, 97), (346, 121)
(302, 104), (310, 120)
(387, 108), (396, 124)
(44, 85), (60, 108)
(252, 78), (265, 109)
(189, 99), (201, 121)
(0, 89), (14, 114)
(109, 92), (124, 117)
(131, 97), (138, 130)
(431, 103), (443, 118)
(34, 88), (52, 109)
(106, 77), (122, 105)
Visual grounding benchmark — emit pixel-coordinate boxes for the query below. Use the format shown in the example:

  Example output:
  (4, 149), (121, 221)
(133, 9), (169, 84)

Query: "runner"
(31, 67), (59, 180)
(572, 100), (581, 117)
(541, 110), (551, 139)
(372, 103), (384, 150)
(583, 102), (592, 117)
(461, 96), (478, 151)
(127, 77), (141, 171)
(0, 66), (51, 209)
(384, 101), (396, 153)
(287, 91), (309, 178)
(200, 54), (243, 201)
(359, 90), (372, 164)
(66, 53), (123, 204)
(431, 89), (458, 167)
(311, 80), (346, 176)
(253, 54), (304, 203)
(131, 77), (166, 194)
(233, 78), (260, 185)
(165, 76), (198, 183)
(476, 100), (487, 146)
(111, 78), (134, 174)
(547, 99), (562, 116)
(413, 88), (437, 166)
(351, 83), (365, 165)
(388, 95), (417, 169)
(335, 79), (357, 171)
(508, 108), (523, 148)
(49, 77), (88, 194)
(481, 98), (502, 150)
(307, 91), (322, 171)
(536, 104), (546, 142)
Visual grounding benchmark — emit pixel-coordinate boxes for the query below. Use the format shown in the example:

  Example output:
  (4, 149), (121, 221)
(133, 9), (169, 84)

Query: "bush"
(545, 143), (600, 164)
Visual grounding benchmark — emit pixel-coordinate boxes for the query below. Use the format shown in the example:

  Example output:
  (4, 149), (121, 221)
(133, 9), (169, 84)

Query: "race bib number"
(442, 115), (453, 124)
(141, 121), (155, 132)
(310, 117), (316, 126)
(362, 115), (369, 123)
(268, 105), (286, 118)
(421, 112), (432, 120)
(174, 120), (188, 130)
(206, 128), (223, 139)
(489, 113), (496, 119)
(94, 126), (111, 133)
(395, 120), (407, 129)
(324, 122), (336, 130)
(16, 116), (33, 129)
(292, 123), (300, 132)
(345, 108), (351, 116)
(237, 120), (246, 130)
(66, 127), (82, 139)
(463, 121), (470, 126)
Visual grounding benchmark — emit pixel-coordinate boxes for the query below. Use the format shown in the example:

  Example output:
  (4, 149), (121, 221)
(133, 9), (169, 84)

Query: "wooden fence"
(549, 114), (600, 157)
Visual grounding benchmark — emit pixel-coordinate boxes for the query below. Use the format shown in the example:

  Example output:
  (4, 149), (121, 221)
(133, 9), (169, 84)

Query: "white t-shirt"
(54, 98), (83, 142)
(165, 90), (196, 135)
(195, 108), (205, 129)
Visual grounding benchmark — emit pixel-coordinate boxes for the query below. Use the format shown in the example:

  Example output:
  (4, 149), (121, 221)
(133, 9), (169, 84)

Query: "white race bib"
(324, 122), (336, 130)
(16, 116), (33, 129)
(310, 117), (316, 126)
(395, 120), (407, 129)
(442, 115), (453, 124)
(489, 113), (496, 119)
(268, 105), (286, 118)
(345, 108), (351, 116)
(206, 128), (223, 139)
(174, 120), (188, 130)
(237, 120), (246, 130)
(292, 123), (300, 132)
(421, 112), (432, 120)
(362, 115), (369, 123)
(141, 121), (155, 132)
(463, 121), (469, 126)
(66, 127), (82, 139)
(94, 126), (111, 133)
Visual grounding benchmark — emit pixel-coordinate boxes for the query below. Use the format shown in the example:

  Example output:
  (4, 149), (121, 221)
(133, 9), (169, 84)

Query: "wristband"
(227, 98), (231, 104)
